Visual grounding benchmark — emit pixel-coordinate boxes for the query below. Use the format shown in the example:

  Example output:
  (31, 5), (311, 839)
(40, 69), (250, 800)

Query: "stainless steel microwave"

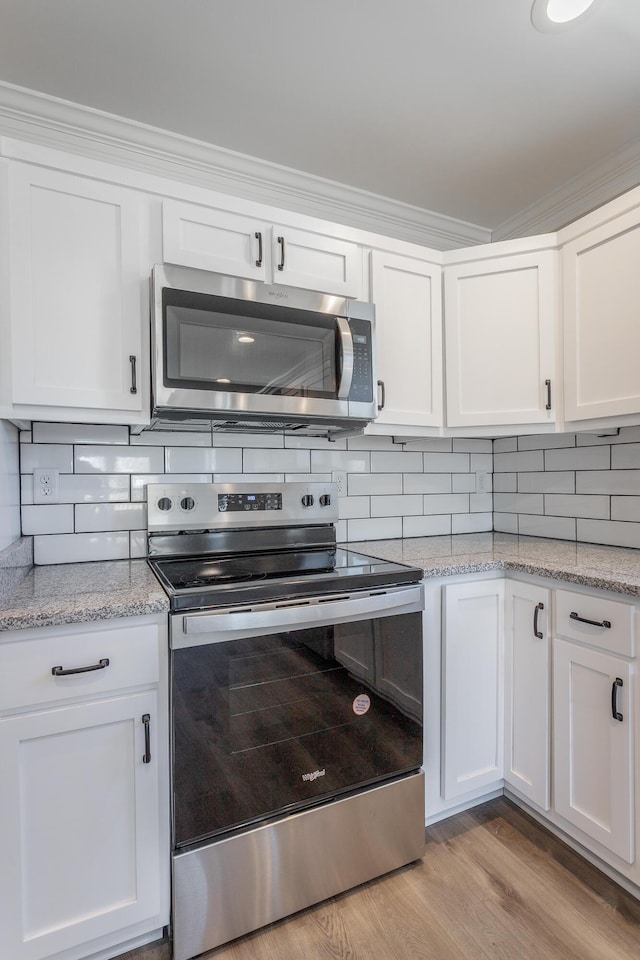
(150, 264), (377, 437)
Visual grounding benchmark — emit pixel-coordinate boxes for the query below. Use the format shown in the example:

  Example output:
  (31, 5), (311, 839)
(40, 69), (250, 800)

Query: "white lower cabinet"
(504, 581), (551, 810)
(553, 638), (634, 863)
(0, 617), (169, 960)
(441, 579), (505, 800)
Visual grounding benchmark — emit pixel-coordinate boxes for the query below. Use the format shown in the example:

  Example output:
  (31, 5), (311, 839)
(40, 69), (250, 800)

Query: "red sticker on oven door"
(353, 694), (371, 716)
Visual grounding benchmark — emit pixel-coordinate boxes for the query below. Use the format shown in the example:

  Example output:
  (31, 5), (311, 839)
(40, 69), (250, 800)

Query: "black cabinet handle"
(129, 355), (138, 394)
(52, 658), (109, 677)
(377, 379), (386, 412)
(545, 378), (552, 411)
(533, 601), (544, 639)
(570, 611), (611, 629)
(255, 231), (263, 268)
(611, 678), (623, 722)
(277, 235), (285, 271)
(142, 713), (151, 763)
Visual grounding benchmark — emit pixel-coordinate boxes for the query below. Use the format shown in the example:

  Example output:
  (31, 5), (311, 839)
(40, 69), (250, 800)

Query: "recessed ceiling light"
(216, 378), (230, 383)
(237, 335), (255, 343)
(531, 0), (597, 31)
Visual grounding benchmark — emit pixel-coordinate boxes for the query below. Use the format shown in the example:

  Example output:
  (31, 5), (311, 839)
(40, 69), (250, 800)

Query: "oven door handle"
(336, 317), (354, 400)
(178, 586), (423, 645)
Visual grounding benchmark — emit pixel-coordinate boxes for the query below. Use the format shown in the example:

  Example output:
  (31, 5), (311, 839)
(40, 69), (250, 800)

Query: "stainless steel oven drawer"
(172, 771), (425, 959)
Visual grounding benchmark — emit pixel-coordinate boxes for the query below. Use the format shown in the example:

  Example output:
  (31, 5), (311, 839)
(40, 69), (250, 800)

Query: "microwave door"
(336, 317), (354, 400)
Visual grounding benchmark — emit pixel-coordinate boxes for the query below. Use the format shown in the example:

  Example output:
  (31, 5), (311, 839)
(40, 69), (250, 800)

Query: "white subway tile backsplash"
(397, 438), (452, 452)
(452, 513), (492, 534)
(470, 453), (493, 473)
(346, 517), (402, 541)
(214, 473), (284, 483)
(348, 474), (402, 496)
(311, 450), (370, 473)
(166, 447), (242, 473)
(129, 530), (147, 558)
(494, 493), (544, 515)
(422, 494), (469, 515)
(577, 519), (640, 549)
(494, 437), (517, 453)
(423, 452), (470, 473)
(453, 438), (492, 453)
(517, 434), (576, 450)
(519, 515), (577, 540)
(544, 445), (609, 471)
(371, 451), (423, 473)
(338, 496), (370, 520)
(32, 422), (129, 444)
(21, 444), (74, 473)
(518, 471), (574, 494)
(494, 512), (518, 534)
(470, 493), (493, 513)
(494, 450), (544, 473)
(544, 494), (609, 520)
(243, 448), (310, 473)
(370, 495), (423, 517)
(611, 497), (640, 522)
(34, 532), (130, 564)
(403, 474), (452, 495)
(452, 474), (476, 494)
(403, 515), (451, 537)
(494, 473), (517, 493)
(75, 502), (147, 533)
(611, 443), (640, 469)
(130, 430), (213, 447)
(577, 471), (640, 495)
(21, 505), (74, 536)
(76, 446), (165, 474)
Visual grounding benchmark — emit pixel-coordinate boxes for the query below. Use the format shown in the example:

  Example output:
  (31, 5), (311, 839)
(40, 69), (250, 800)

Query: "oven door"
(152, 264), (375, 422)
(170, 585), (423, 848)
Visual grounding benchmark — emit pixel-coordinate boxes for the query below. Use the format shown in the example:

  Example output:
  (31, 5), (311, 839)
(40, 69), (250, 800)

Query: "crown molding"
(491, 135), (640, 241)
(0, 81), (490, 251)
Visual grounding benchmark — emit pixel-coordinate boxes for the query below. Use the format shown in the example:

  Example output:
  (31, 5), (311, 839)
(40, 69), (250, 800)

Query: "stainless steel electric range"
(147, 481), (425, 960)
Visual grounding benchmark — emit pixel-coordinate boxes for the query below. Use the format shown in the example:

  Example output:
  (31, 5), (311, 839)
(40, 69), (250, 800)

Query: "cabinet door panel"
(0, 692), (161, 960)
(564, 213), (640, 421)
(553, 639), (634, 862)
(444, 250), (557, 427)
(163, 200), (268, 280)
(504, 582), (550, 809)
(271, 225), (362, 298)
(442, 580), (504, 799)
(9, 165), (145, 414)
(370, 251), (443, 429)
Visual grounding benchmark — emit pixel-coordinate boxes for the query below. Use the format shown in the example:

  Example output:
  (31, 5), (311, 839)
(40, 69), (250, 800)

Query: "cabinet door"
(271, 225), (362, 298)
(370, 251), (443, 429)
(553, 639), (634, 862)
(8, 165), (146, 418)
(162, 200), (268, 281)
(444, 250), (557, 427)
(0, 691), (162, 960)
(563, 211), (640, 422)
(504, 582), (551, 810)
(442, 580), (505, 799)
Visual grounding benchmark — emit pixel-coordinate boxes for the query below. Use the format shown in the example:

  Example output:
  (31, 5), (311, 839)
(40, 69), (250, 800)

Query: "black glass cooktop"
(149, 547), (422, 611)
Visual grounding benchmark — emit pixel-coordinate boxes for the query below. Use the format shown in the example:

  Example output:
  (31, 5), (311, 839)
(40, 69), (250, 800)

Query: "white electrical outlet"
(331, 470), (347, 496)
(476, 471), (490, 494)
(33, 468), (60, 504)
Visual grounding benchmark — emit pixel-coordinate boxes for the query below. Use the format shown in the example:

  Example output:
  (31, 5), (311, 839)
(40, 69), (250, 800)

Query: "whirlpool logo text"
(302, 769), (326, 782)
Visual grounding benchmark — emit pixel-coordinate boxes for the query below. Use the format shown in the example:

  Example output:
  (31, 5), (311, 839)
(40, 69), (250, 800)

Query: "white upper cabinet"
(5, 163), (148, 423)
(562, 200), (640, 424)
(368, 251), (443, 432)
(162, 200), (363, 298)
(443, 244), (558, 429)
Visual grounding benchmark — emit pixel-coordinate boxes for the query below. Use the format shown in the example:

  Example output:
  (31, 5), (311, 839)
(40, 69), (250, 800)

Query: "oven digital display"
(218, 493), (283, 512)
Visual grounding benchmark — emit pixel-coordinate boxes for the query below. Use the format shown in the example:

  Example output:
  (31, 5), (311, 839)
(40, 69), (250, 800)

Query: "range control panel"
(147, 481), (338, 533)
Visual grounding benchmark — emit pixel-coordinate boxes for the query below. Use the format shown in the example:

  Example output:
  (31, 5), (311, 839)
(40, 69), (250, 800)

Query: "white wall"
(0, 420), (20, 551)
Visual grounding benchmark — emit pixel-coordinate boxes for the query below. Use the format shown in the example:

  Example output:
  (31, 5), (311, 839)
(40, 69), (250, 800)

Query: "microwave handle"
(336, 317), (354, 399)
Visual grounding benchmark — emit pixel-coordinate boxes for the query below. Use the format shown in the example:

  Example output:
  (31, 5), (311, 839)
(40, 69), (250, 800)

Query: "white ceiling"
(1, 0), (639, 233)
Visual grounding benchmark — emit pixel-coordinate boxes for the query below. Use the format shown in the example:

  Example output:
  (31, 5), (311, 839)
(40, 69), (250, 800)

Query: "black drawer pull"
(612, 678), (623, 722)
(255, 231), (263, 267)
(570, 611), (611, 629)
(545, 378), (552, 411)
(142, 713), (151, 764)
(52, 658), (110, 677)
(377, 379), (386, 412)
(129, 355), (137, 394)
(533, 601), (544, 639)
(277, 235), (285, 271)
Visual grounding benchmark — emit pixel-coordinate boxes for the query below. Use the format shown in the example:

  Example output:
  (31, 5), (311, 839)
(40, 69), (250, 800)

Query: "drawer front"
(554, 589), (635, 657)
(0, 623), (160, 713)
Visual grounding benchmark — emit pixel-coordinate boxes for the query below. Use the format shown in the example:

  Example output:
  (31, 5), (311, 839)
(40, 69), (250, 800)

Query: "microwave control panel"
(347, 317), (374, 403)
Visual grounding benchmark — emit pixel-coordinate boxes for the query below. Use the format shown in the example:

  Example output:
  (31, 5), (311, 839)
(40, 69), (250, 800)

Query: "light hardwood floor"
(118, 798), (640, 960)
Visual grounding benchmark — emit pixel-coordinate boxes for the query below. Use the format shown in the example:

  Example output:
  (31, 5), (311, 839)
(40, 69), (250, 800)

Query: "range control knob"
(301, 494), (315, 507)
(319, 494), (332, 507)
(157, 497), (173, 511)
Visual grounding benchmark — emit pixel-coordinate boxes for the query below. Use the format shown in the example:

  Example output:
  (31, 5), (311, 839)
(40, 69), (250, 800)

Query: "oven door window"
(163, 289), (339, 398)
(171, 611), (422, 848)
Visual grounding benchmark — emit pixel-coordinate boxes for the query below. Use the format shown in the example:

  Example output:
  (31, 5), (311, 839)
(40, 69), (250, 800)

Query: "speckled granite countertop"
(4, 532), (640, 633)
(0, 558), (169, 633)
(347, 532), (640, 598)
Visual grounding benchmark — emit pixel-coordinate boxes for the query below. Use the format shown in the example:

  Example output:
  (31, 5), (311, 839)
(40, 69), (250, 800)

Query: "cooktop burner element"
(146, 481), (423, 611)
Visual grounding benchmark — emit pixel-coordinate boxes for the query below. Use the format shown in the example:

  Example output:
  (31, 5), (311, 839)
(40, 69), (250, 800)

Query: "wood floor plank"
(118, 798), (640, 960)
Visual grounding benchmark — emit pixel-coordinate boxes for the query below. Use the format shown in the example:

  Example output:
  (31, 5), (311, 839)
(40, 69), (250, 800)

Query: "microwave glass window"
(164, 297), (339, 398)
